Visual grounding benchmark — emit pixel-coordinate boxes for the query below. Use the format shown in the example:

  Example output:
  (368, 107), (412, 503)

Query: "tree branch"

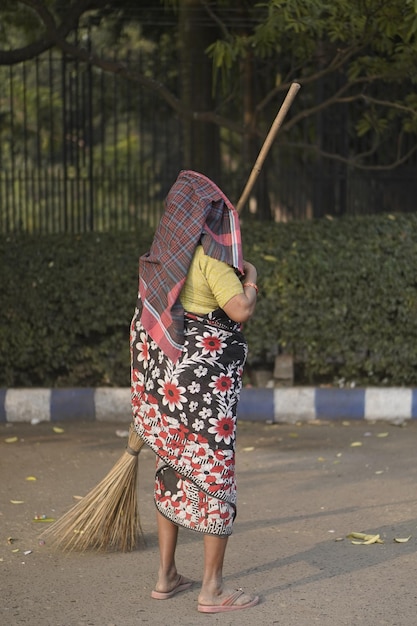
(282, 76), (389, 133)
(0, 0), (247, 135)
(287, 140), (417, 171)
(0, 0), (104, 64)
(198, 0), (230, 40)
(256, 46), (370, 118)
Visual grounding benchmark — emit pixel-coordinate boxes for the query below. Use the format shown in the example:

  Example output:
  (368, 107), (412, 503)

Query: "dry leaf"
(363, 534), (381, 545)
(377, 432), (389, 438)
(394, 536), (411, 543)
(347, 532), (368, 540)
(350, 441), (363, 447)
(10, 500), (25, 504)
(347, 531), (384, 544)
(53, 427), (65, 434)
(5, 437), (18, 444)
(26, 476), (37, 481)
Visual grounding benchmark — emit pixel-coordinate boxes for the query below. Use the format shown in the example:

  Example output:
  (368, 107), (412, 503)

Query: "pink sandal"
(198, 589), (259, 613)
(151, 576), (193, 600)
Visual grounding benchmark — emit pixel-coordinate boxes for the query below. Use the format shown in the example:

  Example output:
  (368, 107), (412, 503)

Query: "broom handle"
(236, 82), (301, 214)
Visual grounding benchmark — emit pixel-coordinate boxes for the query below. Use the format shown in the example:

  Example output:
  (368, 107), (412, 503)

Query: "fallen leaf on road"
(363, 534), (382, 545)
(26, 476), (37, 481)
(377, 432), (389, 438)
(5, 437), (18, 443)
(350, 441), (363, 447)
(10, 500), (25, 504)
(347, 531), (384, 544)
(394, 536), (411, 543)
(53, 427), (65, 434)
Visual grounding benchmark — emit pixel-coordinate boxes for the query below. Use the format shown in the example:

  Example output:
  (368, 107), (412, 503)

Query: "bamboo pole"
(236, 82), (301, 214)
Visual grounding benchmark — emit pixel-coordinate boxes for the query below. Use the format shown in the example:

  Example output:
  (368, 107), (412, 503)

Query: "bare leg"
(151, 511), (194, 600)
(199, 535), (228, 601)
(154, 511), (181, 593)
(198, 535), (258, 609)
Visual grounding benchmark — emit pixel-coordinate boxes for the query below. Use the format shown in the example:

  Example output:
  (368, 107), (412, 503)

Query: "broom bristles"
(41, 426), (146, 552)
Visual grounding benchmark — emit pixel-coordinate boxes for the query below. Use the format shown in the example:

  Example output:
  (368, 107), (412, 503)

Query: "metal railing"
(1, 49), (416, 233)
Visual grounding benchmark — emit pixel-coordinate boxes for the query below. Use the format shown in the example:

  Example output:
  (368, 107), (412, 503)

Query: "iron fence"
(0, 49), (416, 234)
(0, 49), (183, 233)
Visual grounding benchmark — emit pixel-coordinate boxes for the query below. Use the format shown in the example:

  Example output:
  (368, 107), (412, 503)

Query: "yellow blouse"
(180, 245), (243, 314)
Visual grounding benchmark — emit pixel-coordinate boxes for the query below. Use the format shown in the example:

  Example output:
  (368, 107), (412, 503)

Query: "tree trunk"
(240, 48), (272, 220)
(178, 0), (221, 183)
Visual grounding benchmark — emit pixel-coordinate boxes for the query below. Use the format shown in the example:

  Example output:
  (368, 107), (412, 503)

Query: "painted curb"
(1, 387), (417, 424)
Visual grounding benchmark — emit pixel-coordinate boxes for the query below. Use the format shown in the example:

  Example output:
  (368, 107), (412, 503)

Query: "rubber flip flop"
(151, 576), (193, 600)
(198, 589), (260, 613)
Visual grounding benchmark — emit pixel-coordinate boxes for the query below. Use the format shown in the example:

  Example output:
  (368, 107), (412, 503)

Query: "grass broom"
(41, 423), (145, 551)
(41, 81), (300, 553)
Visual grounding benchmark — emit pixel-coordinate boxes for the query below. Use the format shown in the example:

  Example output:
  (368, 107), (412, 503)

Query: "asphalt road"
(1, 418), (417, 626)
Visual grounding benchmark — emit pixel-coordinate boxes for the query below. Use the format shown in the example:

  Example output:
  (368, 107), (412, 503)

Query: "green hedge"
(2, 212), (417, 387)
(242, 213), (417, 386)
(0, 231), (154, 388)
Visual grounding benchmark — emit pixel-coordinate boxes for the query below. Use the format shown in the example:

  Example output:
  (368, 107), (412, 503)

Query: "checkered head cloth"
(138, 170), (244, 361)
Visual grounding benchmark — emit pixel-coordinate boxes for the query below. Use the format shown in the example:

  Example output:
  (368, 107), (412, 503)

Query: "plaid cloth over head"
(139, 170), (244, 362)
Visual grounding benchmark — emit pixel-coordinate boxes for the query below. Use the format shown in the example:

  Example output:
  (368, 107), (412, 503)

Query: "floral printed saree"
(131, 307), (247, 535)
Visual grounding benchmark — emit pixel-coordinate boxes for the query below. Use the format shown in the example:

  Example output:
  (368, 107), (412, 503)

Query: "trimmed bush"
(242, 213), (417, 385)
(2, 212), (417, 387)
(0, 231), (153, 387)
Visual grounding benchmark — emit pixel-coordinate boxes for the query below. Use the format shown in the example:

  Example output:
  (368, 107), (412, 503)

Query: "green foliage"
(0, 1), (48, 46)
(206, 0), (417, 161)
(0, 228), (154, 387)
(242, 213), (417, 385)
(3, 214), (417, 387)
(1, 0), (417, 180)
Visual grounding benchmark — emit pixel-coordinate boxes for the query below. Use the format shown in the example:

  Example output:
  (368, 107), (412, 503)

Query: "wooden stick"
(236, 82), (301, 214)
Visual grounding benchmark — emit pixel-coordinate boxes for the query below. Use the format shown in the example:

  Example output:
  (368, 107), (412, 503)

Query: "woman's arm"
(222, 260), (258, 323)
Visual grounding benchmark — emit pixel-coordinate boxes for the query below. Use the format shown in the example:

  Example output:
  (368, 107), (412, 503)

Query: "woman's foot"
(197, 587), (259, 613)
(151, 574), (193, 600)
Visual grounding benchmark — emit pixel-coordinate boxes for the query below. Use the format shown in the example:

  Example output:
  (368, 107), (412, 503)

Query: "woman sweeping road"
(130, 170), (259, 613)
